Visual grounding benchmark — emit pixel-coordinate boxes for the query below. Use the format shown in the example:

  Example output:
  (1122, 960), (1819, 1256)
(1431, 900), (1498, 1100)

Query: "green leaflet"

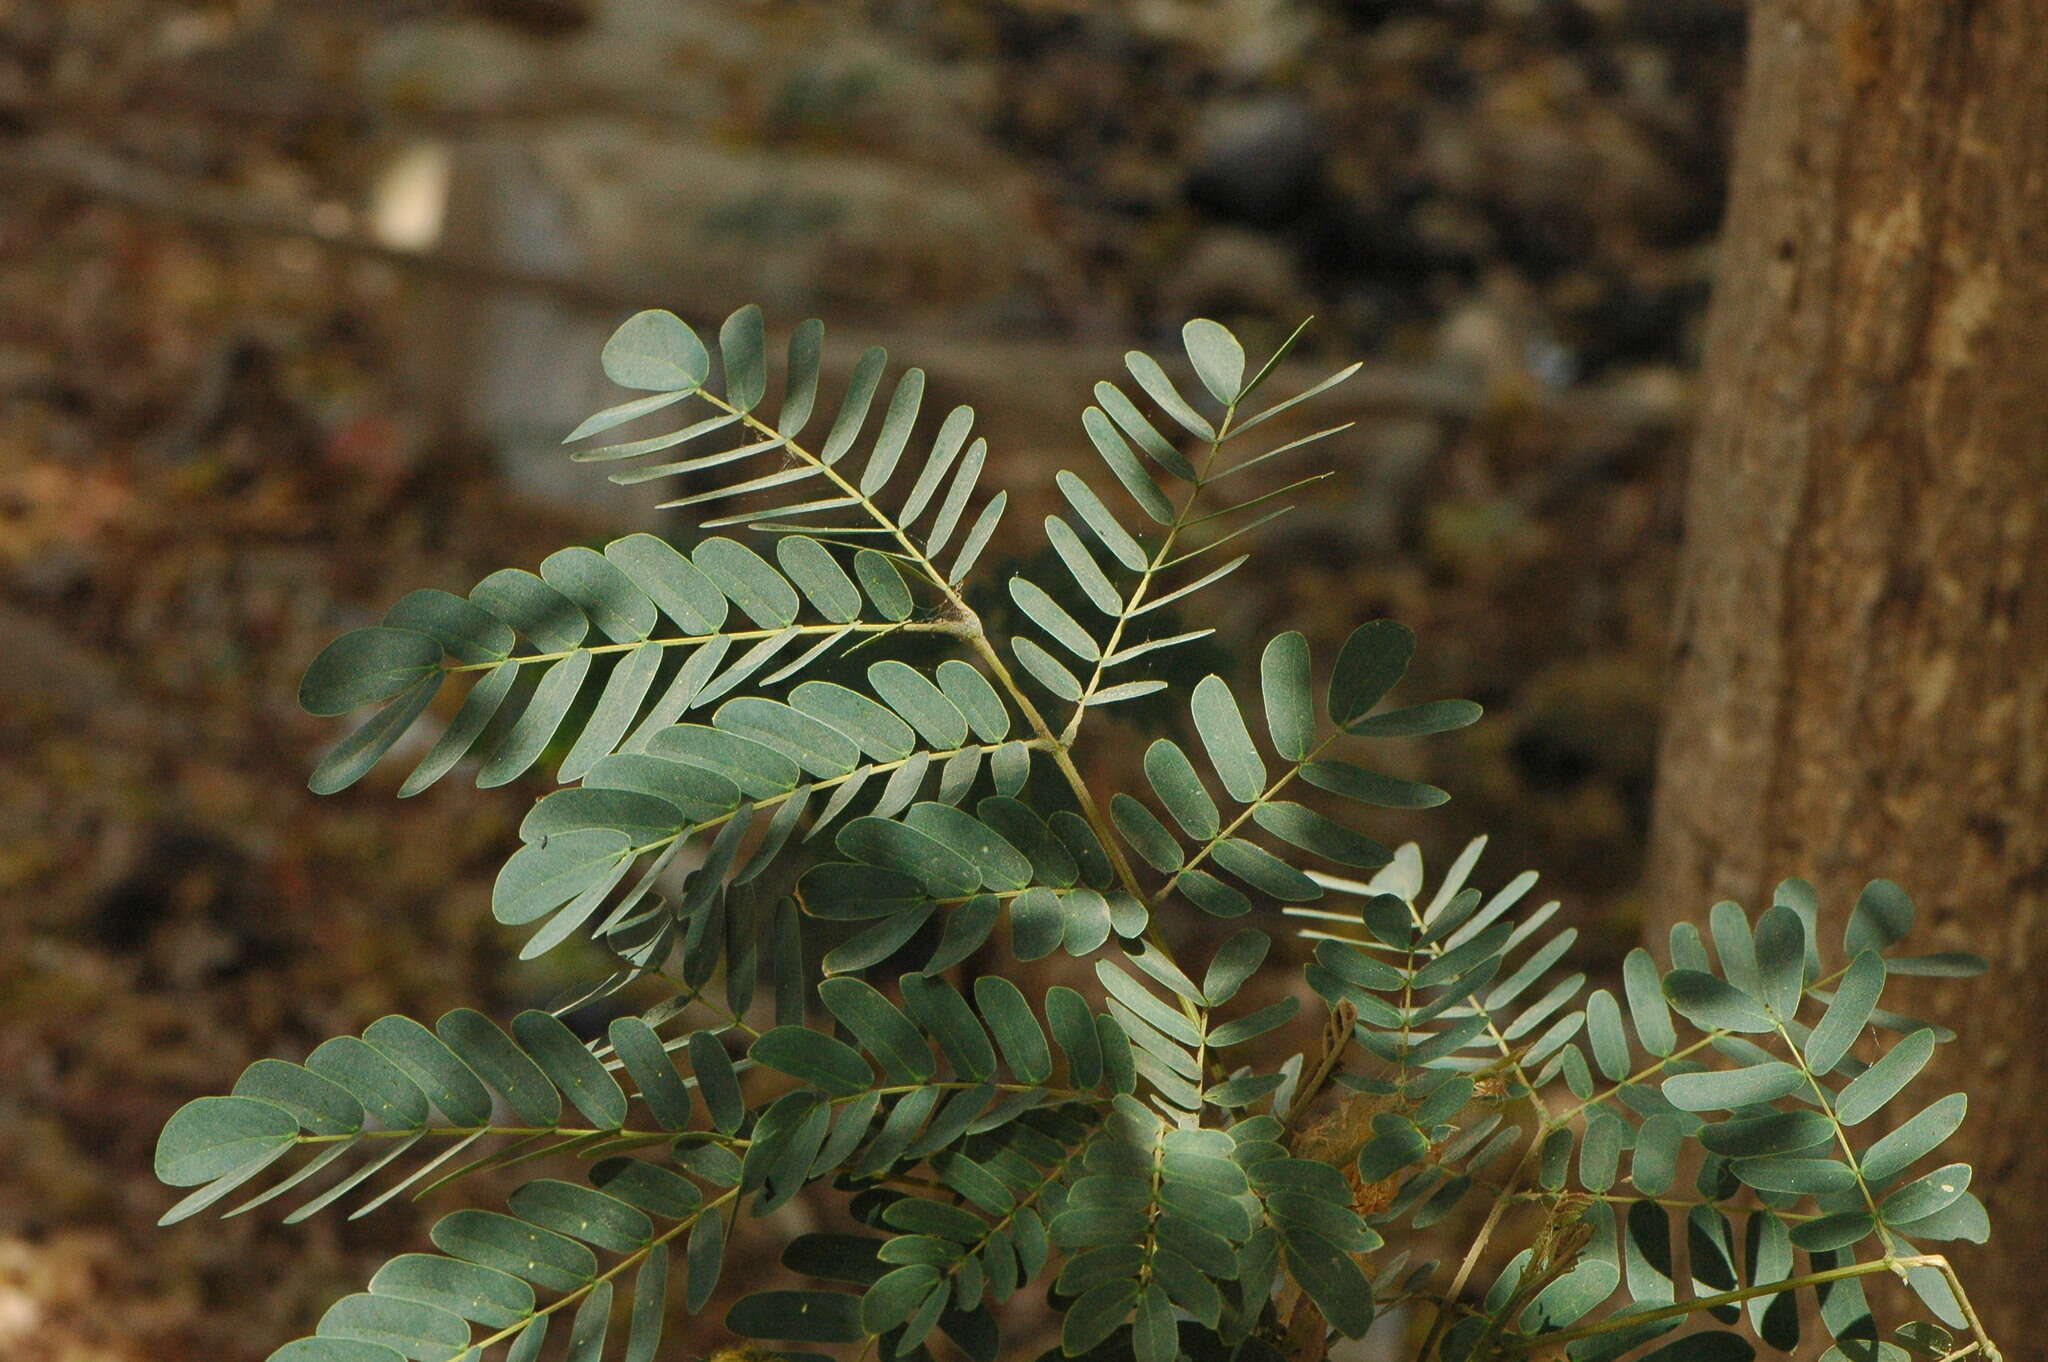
(1189, 675), (1266, 802)
(1710, 901), (1763, 999)
(1328, 619), (1414, 726)
(688, 1033), (745, 1134)
(1807, 950), (1885, 1072)
(605, 533), (728, 633)
(564, 1280), (613, 1362)
(1259, 631), (1315, 763)
(1124, 349), (1215, 442)
(1789, 1210), (1874, 1254)
(924, 437), (986, 555)
(790, 681), (916, 762)
(1298, 760), (1448, 809)
(972, 976), (1052, 1083)
(820, 978), (934, 1084)
(435, 1009), (560, 1127)
(521, 789), (679, 848)
(936, 661), (1010, 742)
(1084, 405), (1175, 524)
(383, 589), (514, 665)
(584, 415), (746, 473)
(511, 1011), (627, 1130)
(1283, 1229), (1376, 1337)
(399, 660), (517, 796)
(1094, 379), (1193, 480)
(155, 1097), (298, 1187)
(556, 643), (662, 782)
(432, 1208), (598, 1293)
(1182, 318), (1246, 405)
(607, 1017), (694, 1130)
(693, 536), (799, 628)
(778, 318), (825, 435)
(836, 815), (979, 898)
(471, 568), (588, 652)
(477, 650), (591, 787)
(583, 753), (740, 822)
(1836, 1027), (1936, 1125)
(900, 406), (975, 527)
(299, 627), (442, 717)
(859, 368), (925, 494)
(309, 673), (443, 795)
(1752, 903), (1807, 1019)
(1177, 869), (1251, 919)
(541, 547), (656, 643)
(1662, 969), (1776, 1034)
(493, 830), (632, 926)
(1236, 356), (1354, 443)
(1208, 997), (1297, 1048)
(1622, 948), (1679, 1056)
(1862, 1093), (1967, 1185)
(1252, 801), (1392, 869)
(1346, 698), (1482, 737)
(1013, 635), (1083, 701)
(232, 1060), (362, 1136)
(363, 1016), (493, 1129)
(714, 697), (862, 777)
(1010, 576), (1100, 661)
(949, 491), (1008, 584)
(902, 801), (1033, 891)
(1661, 1063), (1807, 1112)
(719, 304), (768, 412)
(867, 660), (970, 748)
(1057, 470), (1148, 572)
(899, 973), (999, 1081)
(799, 861), (929, 919)
(508, 1179), (654, 1253)
(822, 344), (888, 463)
(854, 548), (914, 620)
(563, 387), (693, 440)
(1730, 1156), (1860, 1196)
(1044, 515), (1123, 615)
(601, 309), (710, 391)
(1144, 740), (1219, 840)
(776, 536), (862, 623)
(977, 797), (1076, 888)
(1697, 1110), (1834, 1159)
(648, 723), (801, 799)
(368, 1254), (534, 1329)
(305, 1037), (427, 1131)
(1846, 878), (1916, 955)
(1209, 838), (1320, 902)
(1111, 793), (1183, 873)
(317, 1293), (470, 1359)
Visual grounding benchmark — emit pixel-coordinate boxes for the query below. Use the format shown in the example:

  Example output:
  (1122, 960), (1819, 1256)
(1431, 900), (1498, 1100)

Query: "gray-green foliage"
(157, 309), (2001, 1362)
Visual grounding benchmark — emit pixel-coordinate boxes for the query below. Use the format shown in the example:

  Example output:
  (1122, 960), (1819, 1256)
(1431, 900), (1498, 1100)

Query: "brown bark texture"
(1645, 0), (2048, 1342)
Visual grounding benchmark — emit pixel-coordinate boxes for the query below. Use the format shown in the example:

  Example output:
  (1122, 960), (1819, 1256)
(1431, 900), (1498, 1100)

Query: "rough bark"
(1645, 0), (2048, 1344)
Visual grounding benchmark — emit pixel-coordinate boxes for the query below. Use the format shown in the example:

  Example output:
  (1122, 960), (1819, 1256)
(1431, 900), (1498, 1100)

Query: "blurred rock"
(1185, 93), (1327, 228)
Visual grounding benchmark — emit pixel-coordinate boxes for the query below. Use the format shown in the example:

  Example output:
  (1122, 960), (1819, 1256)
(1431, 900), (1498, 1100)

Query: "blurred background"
(0, 1), (1751, 1357)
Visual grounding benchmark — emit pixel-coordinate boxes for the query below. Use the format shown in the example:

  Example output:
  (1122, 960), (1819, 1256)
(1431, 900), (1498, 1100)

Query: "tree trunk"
(1645, 0), (2048, 1344)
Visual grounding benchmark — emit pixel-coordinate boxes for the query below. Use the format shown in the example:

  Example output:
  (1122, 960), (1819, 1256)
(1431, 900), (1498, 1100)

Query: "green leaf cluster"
(156, 308), (2000, 1362)
(1295, 849), (1993, 1361)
